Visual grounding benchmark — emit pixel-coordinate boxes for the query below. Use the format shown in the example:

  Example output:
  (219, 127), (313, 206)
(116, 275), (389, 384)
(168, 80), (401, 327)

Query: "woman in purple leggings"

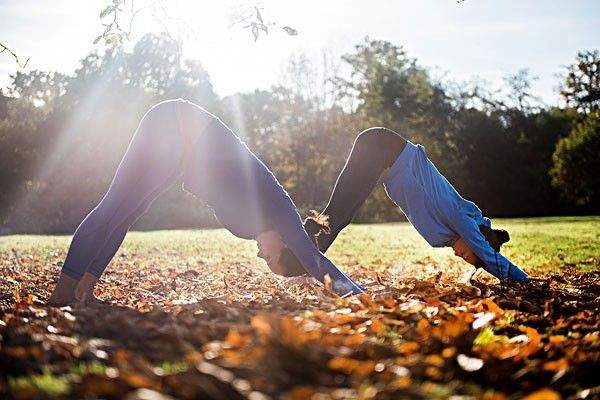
(48, 99), (363, 305)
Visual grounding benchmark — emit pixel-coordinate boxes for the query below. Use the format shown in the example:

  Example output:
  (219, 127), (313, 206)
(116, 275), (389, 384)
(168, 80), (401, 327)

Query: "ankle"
(51, 272), (78, 294)
(75, 272), (99, 302)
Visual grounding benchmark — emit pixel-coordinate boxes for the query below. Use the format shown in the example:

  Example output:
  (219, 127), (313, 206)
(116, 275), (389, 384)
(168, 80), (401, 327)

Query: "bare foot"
(47, 272), (79, 307)
(75, 272), (109, 306)
(79, 294), (109, 307)
(47, 295), (77, 307)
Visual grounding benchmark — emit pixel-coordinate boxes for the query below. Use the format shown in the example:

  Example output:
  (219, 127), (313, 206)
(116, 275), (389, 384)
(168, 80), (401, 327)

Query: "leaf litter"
(0, 245), (599, 399)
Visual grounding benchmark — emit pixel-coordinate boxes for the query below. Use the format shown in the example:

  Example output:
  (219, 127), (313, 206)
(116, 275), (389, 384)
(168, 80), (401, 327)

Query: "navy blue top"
(182, 116), (364, 295)
(183, 117), (274, 239)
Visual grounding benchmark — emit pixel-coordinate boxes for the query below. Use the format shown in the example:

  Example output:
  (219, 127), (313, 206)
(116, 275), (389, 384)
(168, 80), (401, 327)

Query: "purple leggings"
(61, 99), (188, 279)
(60, 99), (364, 296)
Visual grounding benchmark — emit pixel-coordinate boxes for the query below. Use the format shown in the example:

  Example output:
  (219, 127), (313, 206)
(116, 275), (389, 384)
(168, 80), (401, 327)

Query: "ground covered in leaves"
(1, 218), (599, 399)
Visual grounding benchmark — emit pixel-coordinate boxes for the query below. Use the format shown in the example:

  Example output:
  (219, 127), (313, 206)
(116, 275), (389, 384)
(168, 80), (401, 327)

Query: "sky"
(1, 0), (599, 105)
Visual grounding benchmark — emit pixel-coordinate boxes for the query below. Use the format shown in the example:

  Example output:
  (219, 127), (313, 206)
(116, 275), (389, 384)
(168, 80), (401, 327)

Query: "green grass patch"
(8, 369), (70, 397)
(473, 327), (510, 346)
(1, 216), (598, 275)
(493, 216), (600, 272)
(68, 361), (107, 376)
(155, 360), (189, 375)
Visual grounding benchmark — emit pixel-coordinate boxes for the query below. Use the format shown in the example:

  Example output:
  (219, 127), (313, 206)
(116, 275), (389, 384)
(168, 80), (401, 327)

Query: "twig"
(0, 41), (29, 68)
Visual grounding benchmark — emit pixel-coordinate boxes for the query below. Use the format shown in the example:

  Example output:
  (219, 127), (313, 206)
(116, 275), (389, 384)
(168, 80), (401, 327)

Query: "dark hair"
(278, 211), (330, 277)
(304, 210), (330, 245)
(479, 225), (510, 252)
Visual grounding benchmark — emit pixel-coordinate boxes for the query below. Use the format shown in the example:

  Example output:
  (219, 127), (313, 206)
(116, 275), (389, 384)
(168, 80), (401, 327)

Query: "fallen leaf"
(457, 354), (484, 372)
(522, 388), (561, 400)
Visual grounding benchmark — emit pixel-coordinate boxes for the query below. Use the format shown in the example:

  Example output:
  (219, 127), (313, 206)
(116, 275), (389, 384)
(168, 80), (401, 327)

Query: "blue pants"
(60, 99), (364, 296)
(62, 99), (186, 279)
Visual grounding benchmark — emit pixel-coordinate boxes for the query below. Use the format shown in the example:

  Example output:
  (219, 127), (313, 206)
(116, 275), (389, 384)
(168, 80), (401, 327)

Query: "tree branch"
(0, 41), (29, 68)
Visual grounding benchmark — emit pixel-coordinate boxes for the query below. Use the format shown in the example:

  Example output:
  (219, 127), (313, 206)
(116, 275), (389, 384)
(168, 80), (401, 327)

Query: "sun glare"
(113, 0), (298, 96)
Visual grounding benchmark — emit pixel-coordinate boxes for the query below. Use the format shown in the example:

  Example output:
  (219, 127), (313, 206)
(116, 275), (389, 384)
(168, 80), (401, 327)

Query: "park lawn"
(0, 216), (599, 399)
(3, 215), (599, 279)
(326, 215), (600, 274)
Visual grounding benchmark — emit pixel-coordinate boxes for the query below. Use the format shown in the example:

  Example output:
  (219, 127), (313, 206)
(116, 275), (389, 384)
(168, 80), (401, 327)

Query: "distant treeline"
(1, 34), (598, 234)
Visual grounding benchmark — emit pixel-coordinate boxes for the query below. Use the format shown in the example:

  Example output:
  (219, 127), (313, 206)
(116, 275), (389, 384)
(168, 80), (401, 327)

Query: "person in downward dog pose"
(280, 127), (528, 282)
(48, 99), (363, 306)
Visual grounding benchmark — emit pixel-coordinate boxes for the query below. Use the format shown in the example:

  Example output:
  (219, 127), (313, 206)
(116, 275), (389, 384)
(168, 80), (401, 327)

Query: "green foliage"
(0, 34), (596, 234)
(551, 111), (600, 206)
(0, 33), (220, 233)
(560, 50), (600, 114)
(337, 38), (448, 138)
(474, 327), (509, 346)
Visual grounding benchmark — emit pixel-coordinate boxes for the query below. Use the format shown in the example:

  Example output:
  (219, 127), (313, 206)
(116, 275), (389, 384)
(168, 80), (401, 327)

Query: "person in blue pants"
(48, 99), (363, 306)
(280, 127), (528, 283)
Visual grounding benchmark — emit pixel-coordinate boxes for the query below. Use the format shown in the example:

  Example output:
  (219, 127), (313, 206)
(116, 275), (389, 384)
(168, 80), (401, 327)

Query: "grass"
(328, 216), (600, 274)
(1, 216), (599, 277)
(493, 216), (600, 272)
(7, 369), (70, 397)
(68, 361), (108, 376)
(155, 360), (190, 375)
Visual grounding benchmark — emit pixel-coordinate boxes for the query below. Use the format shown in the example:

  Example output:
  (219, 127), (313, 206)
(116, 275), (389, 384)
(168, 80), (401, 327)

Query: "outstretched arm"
(453, 215), (528, 282)
(257, 161), (364, 296)
(310, 127), (407, 252)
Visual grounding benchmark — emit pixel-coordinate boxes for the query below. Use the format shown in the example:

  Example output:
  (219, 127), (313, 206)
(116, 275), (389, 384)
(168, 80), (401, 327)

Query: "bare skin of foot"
(47, 272), (79, 306)
(48, 272), (105, 306)
(74, 272), (106, 305)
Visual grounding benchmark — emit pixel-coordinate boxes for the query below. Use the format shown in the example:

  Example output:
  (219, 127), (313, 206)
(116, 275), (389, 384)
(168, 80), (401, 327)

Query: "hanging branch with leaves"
(94, 0), (137, 47)
(94, 0), (298, 47)
(0, 41), (29, 69)
(228, 5), (298, 42)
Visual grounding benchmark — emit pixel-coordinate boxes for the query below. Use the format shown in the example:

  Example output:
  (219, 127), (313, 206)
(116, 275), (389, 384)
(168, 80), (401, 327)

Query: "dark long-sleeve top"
(183, 116), (275, 239)
(181, 114), (363, 296)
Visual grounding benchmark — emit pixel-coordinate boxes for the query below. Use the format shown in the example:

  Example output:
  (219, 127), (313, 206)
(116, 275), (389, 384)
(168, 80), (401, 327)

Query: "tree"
(338, 39), (425, 127)
(336, 38), (452, 149)
(503, 68), (542, 113)
(0, 33), (221, 232)
(560, 50), (600, 114)
(551, 111), (600, 207)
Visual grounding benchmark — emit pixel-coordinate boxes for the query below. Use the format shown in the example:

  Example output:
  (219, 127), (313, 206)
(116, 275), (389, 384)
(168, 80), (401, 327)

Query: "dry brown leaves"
(1, 253), (599, 399)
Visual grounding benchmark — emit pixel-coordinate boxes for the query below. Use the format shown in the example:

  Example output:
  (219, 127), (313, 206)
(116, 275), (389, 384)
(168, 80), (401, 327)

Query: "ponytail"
(279, 211), (331, 277)
(304, 210), (331, 245)
(479, 225), (510, 252)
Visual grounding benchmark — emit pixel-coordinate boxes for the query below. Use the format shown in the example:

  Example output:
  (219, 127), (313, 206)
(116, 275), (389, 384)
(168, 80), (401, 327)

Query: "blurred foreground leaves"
(1, 259), (598, 399)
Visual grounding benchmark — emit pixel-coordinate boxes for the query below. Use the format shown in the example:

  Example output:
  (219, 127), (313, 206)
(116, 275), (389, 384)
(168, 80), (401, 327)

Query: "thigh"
(101, 100), (185, 211)
(61, 101), (186, 278)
